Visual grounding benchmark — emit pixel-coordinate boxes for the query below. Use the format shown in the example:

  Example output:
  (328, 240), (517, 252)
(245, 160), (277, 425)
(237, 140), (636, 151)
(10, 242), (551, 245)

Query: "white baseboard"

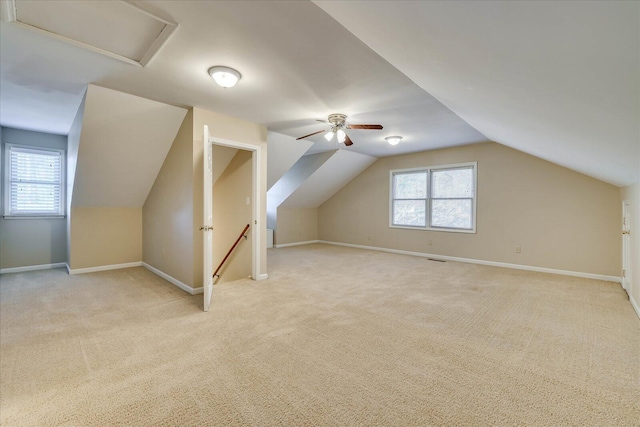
(630, 294), (640, 320)
(142, 262), (202, 295)
(0, 262), (67, 275)
(68, 261), (142, 275)
(318, 240), (622, 283)
(274, 240), (319, 248)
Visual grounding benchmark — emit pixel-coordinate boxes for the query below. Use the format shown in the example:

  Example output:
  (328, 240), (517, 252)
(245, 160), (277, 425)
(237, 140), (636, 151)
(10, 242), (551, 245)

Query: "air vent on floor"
(4, 0), (177, 67)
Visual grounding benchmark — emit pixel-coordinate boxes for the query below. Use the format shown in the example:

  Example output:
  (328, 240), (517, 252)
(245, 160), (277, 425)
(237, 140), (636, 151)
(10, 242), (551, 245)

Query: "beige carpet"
(1, 244), (639, 426)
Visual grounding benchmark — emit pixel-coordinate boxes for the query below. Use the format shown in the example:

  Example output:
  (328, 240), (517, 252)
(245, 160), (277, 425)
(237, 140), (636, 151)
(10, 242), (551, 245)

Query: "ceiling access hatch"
(4, 0), (177, 67)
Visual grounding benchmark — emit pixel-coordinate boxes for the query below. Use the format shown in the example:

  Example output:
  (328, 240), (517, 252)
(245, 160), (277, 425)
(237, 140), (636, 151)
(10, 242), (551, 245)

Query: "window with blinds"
(4, 144), (65, 217)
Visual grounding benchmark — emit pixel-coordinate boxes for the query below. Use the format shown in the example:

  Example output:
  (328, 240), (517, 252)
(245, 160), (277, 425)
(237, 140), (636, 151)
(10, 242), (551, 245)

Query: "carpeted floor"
(1, 243), (639, 426)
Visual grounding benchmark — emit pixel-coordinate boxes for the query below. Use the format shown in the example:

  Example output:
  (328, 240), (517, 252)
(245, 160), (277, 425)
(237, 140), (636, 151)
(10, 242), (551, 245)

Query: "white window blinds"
(4, 144), (65, 216)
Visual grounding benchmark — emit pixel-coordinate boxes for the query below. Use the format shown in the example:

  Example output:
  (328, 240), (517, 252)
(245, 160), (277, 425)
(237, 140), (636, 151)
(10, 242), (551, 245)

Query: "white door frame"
(207, 132), (263, 283)
(622, 200), (631, 292)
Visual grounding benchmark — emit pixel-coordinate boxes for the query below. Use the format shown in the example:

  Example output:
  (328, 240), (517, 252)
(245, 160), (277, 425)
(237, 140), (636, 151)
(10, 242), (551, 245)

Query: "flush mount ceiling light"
(386, 136), (403, 146)
(208, 66), (241, 88)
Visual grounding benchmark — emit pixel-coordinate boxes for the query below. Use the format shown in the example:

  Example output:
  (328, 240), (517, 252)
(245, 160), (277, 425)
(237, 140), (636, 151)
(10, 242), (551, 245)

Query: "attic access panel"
(5, 0), (177, 67)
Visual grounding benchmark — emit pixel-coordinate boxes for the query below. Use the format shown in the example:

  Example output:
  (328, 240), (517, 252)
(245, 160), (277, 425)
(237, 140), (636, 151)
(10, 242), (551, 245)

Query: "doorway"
(212, 146), (253, 283)
(202, 126), (264, 311)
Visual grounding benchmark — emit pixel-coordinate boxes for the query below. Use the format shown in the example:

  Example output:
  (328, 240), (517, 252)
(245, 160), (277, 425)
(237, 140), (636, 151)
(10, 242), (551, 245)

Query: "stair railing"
(213, 224), (250, 281)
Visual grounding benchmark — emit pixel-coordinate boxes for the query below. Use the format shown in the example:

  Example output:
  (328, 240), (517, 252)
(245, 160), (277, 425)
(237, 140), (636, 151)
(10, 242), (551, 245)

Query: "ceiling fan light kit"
(324, 130), (335, 141)
(208, 66), (241, 88)
(386, 136), (403, 146)
(296, 113), (383, 147)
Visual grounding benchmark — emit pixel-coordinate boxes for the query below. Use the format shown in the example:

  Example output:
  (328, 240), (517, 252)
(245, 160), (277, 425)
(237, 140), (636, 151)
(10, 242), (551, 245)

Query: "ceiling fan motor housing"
(328, 113), (347, 127)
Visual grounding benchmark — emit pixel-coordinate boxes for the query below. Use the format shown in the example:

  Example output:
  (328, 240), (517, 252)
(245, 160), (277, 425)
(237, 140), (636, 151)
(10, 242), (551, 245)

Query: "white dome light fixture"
(208, 66), (242, 88)
(386, 136), (403, 146)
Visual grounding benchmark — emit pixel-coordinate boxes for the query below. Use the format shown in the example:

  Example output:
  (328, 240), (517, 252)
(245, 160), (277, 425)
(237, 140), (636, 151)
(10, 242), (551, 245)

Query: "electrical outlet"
(515, 245), (521, 253)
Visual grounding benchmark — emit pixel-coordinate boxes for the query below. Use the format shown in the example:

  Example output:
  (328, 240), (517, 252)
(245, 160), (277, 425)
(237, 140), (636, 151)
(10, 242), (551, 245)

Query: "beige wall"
(276, 207), (318, 245)
(0, 127), (68, 269)
(192, 108), (268, 287)
(213, 150), (253, 284)
(142, 108), (267, 289)
(319, 142), (621, 277)
(621, 183), (640, 316)
(70, 207), (142, 269)
(142, 110), (194, 286)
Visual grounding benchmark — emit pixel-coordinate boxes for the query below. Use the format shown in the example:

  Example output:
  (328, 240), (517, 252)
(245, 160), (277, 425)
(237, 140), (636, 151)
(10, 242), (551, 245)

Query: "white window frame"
(3, 143), (66, 218)
(389, 162), (477, 233)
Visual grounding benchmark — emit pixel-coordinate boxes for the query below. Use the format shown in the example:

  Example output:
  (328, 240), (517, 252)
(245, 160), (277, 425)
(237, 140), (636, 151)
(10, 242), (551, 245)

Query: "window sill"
(389, 224), (476, 234)
(3, 215), (66, 220)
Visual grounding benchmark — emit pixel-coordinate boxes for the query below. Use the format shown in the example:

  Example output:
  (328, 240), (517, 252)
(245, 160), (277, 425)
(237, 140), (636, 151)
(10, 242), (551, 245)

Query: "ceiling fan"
(296, 113), (383, 146)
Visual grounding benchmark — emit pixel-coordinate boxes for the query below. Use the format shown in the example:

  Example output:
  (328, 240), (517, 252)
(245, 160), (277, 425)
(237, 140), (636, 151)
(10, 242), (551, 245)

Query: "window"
(391, 170), (428, 227)
(390, 162), (476, 232)
(4, 144), (65, 217)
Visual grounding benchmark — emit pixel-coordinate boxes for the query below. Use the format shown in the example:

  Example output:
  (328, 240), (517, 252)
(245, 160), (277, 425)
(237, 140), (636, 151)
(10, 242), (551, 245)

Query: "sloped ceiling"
(267, 132), (313, 190)
(1, 1), (637, 186)
(282, 150), (376, 208)
(268, 151), (335, 211)
(0, 1), (485, 160)
(72, 85), (186, 207)
(212, 145), (238, 187)
(314, 1), (640, 187)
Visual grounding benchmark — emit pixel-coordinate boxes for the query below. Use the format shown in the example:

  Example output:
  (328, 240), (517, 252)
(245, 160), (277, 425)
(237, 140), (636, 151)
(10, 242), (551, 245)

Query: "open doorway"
(202, 126), (263, 311)
(212, 146), (253, 284)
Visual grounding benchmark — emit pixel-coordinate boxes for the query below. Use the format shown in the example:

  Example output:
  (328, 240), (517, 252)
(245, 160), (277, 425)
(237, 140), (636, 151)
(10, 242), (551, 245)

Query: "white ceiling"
(315, 0), (639, 187)
(282, 150), (376, 208)
(267, 132), (313, 190)
(1, 1), (638, 186)
(11, 1), (174, 65)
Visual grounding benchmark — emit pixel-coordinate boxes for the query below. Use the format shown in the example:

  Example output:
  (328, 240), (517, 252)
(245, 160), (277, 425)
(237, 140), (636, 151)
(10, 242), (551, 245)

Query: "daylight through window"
(390, 163), (476, 232)
(4, 144), (65, 217)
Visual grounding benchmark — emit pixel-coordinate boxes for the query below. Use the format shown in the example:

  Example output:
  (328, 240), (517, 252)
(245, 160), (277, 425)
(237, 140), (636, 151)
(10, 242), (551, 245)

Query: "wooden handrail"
(213, 224), (250, 280)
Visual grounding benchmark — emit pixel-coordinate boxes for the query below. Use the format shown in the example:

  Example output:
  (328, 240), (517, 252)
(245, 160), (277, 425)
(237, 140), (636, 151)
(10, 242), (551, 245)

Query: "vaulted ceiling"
(1, 1), (637, 186)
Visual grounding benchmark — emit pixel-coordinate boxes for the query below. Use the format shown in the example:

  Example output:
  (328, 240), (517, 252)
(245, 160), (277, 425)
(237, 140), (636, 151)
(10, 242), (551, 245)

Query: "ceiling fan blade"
(296, 129), (326, 140)
(343, 133), (354, 146)
(315, 119), (329, 124)
(348, 124), (383, 130)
